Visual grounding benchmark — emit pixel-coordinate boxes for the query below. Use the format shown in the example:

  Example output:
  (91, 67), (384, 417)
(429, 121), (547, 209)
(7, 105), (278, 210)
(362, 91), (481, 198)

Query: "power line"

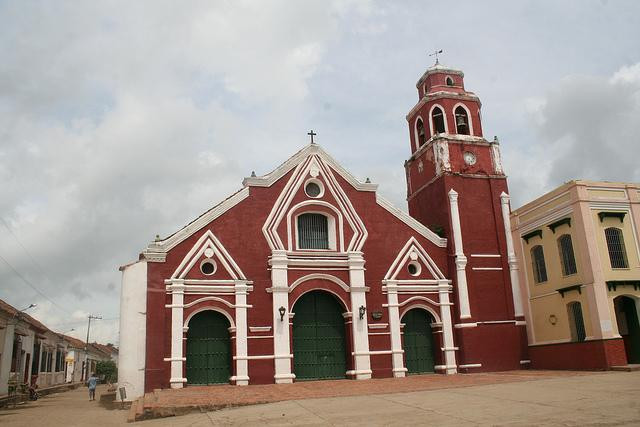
(0, 217), (47, 276)
(0, 252), (71, 316)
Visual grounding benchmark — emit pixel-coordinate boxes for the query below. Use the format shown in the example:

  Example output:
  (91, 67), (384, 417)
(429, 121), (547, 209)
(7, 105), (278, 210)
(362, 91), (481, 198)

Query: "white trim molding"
(500, 192), (524, 317)
(448, 189), (471, 319)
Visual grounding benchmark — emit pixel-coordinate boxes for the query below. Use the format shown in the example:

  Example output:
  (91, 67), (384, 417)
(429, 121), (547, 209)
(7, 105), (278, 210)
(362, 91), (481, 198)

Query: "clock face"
(463, 151), (477, 165)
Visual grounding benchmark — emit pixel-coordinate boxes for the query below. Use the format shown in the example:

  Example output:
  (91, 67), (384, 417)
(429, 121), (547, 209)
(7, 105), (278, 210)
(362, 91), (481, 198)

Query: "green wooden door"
(293, 291), (346, 380)
(622, 297), (640, 363)
(186, 311), (231, 385)
(403, 309), (435, 374)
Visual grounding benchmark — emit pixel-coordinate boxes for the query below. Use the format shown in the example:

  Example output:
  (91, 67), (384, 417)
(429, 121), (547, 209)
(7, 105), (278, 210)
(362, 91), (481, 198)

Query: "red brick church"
(118, 62), (528, 399)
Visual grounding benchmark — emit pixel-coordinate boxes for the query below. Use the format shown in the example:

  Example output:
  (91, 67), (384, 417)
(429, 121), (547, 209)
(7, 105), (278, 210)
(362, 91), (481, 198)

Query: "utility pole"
(84, 314), (101, 381)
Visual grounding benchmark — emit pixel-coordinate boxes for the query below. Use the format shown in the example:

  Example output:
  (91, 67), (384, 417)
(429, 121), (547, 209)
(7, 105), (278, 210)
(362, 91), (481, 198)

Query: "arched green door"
(185, 311), (231, 385)
(402, 309), (435, 374)
(293, 291), (346, 380)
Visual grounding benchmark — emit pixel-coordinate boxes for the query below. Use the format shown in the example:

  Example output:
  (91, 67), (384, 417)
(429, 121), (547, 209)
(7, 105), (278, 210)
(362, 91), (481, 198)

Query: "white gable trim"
(384, 237), (446, 281)
(143, 187), (250, 258)
(171, 230), (246, 280)
(375, 195), (447, 247)
(262, 152), (368, 252)
(243, 144), (378, 192)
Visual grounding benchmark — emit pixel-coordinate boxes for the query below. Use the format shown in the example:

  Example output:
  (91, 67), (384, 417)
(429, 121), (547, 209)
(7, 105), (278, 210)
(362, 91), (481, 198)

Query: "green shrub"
(95, 360), (117, 383)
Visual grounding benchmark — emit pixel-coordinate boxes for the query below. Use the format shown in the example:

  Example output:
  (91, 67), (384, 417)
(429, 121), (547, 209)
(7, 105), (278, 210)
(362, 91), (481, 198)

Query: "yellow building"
(511, 180), (640, 369)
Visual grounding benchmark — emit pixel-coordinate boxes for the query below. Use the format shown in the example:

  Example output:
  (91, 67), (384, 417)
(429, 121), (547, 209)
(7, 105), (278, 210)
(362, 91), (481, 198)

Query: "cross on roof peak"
(307, 130), (317, 144)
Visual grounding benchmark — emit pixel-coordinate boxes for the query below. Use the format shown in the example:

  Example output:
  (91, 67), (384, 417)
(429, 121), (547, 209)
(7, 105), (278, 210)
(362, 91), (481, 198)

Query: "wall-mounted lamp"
(359, 305), (366, 320)
(278, 306), (286, 322)
(549, 314), (557, 325)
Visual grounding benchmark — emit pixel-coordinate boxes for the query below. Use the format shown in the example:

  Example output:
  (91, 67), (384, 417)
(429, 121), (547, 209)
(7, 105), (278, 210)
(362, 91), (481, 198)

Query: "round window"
(407, 262), (421, 276)
(200, 259), (216, 275)
(305, 181), (322, 198)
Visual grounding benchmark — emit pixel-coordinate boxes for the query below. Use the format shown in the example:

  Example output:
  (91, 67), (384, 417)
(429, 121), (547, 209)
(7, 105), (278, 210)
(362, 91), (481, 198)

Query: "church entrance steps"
(127, 370), (594, 422)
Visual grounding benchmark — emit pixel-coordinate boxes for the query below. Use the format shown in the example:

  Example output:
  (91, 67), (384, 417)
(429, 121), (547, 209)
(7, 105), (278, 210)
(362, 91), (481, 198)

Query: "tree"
(95, 360), (117, 383)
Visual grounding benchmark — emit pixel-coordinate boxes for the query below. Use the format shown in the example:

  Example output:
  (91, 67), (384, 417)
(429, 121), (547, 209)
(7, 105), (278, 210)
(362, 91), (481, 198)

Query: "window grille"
(605, 227), (628, 269)
(531, 245), (547, 283)
(558, 234), (577, 276)
(431, 107), (446, 134)
(298, 213), (329, 249)
(568, 302), (586, 342)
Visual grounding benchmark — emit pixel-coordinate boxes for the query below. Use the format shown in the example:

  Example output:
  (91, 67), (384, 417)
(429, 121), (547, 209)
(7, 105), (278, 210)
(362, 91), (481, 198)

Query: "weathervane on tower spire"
(429, 49), (443, 65)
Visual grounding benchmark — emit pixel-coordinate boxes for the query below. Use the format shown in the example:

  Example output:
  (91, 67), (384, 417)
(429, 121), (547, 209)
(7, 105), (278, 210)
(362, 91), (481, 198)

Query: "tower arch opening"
(454, 106), (470, 135)
(431, 107), (446, 134)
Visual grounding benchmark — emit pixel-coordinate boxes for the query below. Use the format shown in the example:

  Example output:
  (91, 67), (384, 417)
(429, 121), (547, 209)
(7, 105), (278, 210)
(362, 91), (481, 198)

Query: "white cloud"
(0, 1), (639, 345)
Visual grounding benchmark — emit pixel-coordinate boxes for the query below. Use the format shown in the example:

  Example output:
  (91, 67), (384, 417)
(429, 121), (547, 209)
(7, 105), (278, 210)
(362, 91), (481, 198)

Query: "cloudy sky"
(1, 0), (638, 344)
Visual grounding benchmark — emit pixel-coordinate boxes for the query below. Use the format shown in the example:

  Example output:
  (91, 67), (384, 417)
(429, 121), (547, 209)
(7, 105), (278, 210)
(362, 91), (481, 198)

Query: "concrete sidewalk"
(131, 370), (595, 422)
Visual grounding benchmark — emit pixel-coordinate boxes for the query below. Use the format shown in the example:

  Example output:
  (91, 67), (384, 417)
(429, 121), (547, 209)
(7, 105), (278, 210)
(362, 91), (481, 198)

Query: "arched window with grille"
(431, 106), (446, 134)
(454, 106), (470, 135)
(567, 302), (586, 342)
(297, 213), (329, 250)
(416, 118), (426, 147)
(531, 245), (547, 283)
(558, 234), (577, 276)
(605, 227), (628, 269)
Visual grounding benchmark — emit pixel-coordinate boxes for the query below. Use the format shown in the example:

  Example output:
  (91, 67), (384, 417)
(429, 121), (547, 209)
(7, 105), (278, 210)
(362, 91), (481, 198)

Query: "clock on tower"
(404, 61), (527, 371)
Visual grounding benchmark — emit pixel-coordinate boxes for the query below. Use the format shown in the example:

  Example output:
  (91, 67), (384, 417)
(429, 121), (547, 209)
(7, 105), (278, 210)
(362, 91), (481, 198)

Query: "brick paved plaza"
(1, 371), (639, 425)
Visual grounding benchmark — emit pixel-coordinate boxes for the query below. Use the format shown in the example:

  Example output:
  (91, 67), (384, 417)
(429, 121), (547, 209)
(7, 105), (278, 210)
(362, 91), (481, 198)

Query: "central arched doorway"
(402, 308), (436, 374)
(292, 291), (347, 380)
(614, 296), (640, 364)
(185, 310), (231, 385)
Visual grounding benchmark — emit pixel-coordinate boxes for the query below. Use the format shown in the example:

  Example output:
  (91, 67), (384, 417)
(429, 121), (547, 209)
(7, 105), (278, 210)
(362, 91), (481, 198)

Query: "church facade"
(118, 63), (528, 400)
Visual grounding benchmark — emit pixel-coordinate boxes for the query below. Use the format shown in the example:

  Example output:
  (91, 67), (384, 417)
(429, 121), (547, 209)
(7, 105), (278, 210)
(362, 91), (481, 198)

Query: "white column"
(0, 323), (15, 395)
(500, 192), (524, 317)
(168, 280), (186, 388)
(438, 280), (457, 374)
(270, 250), (294, 383)
(386, 281), (406, 378)
(448, 189), (471, 319)
(234, 282), (249, 385)
(348, 252), (372, 380)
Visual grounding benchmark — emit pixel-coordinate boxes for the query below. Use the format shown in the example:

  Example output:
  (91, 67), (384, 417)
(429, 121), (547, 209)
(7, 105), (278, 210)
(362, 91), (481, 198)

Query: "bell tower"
(405, 61), (528, 371)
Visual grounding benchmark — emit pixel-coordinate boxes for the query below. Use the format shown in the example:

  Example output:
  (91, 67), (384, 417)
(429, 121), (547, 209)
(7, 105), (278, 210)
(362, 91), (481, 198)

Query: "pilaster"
(438, 280), (457, 374)
(168, 280), (186, 388)
(348, 252), (372, 379)
(270, 250), (294, 383)
(448, 189), (471, 319)
(385, 281), (406, 377)
(575, 196), (616, 339)
(500, 192), (524, 317)
(234, 282), (249, 385)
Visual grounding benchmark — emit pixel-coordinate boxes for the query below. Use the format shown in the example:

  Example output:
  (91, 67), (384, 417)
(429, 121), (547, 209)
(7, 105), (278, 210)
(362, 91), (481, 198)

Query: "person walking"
(86, 372), (98, 401)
